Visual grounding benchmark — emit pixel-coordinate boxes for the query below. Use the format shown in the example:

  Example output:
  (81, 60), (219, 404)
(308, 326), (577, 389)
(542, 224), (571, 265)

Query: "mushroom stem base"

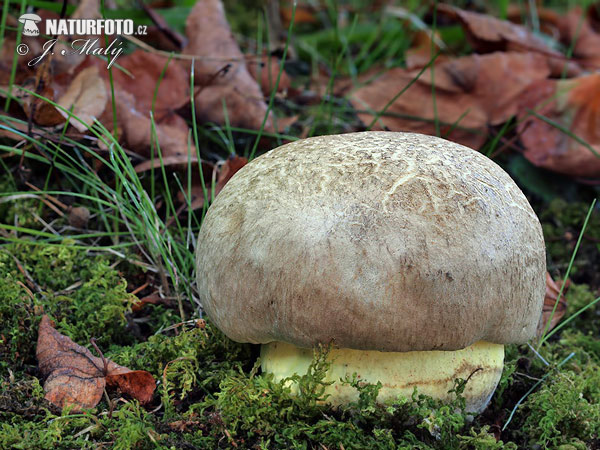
(260, 341), (504, 413)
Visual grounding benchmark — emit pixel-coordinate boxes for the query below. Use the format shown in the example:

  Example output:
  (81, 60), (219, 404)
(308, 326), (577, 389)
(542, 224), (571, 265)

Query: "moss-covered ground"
(1, 196), (599, 449)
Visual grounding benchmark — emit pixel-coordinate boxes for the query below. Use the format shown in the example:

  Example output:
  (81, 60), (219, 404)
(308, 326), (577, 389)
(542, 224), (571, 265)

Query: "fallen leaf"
(134, 154), (202, 173)
(109, 87), (193, 159)
(351, 52), (550, 150)
(537, 272), (568, 336)
(36, 315), (155, 411)
(280, 3), (319, 27)
(558, 7), (600, 70)
(178, 155), (247, 211)
(404, 30), (449, 70)
(518, 74), (600, 178)
(215, 155), (248, 195)
(138, 1), (187, 50)
(437, 4), (581, 77)
(245, 53), (291, 97)
(57, 65), (107, 132)
(52, 0), (102, 75)
(507, 5), (562, 40)
(183, 0), (273, 131)
(16, 67), (66, 128)
(111, 50), (190, 121)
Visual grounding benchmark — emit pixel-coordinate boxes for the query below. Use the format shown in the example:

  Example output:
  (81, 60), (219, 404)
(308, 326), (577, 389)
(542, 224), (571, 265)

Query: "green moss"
(108, 323), (252, 410)
(0, 242), (138, 371)
(0, 177), (40, 230)
(521, 367), (600, 447)
(1, 203), (599, 448)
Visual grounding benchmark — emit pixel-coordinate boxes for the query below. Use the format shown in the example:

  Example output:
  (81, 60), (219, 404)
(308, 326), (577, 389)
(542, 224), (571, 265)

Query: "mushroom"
(195, 132), (546, 412)
(19, 13), (42, 37)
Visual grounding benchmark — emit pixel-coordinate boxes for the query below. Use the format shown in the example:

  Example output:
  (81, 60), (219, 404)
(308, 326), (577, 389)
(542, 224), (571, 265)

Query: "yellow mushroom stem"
(261, 341), (504, 413)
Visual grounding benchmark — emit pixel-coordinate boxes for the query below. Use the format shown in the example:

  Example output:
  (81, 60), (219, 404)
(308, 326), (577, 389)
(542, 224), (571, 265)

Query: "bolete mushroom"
(195, 132), (546, 412)
(19, 13), (42, 37)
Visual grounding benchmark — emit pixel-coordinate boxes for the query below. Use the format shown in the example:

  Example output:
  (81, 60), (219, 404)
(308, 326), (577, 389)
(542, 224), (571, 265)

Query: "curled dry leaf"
(351, 52), (550, 150)
(537, 272), (569, 336)
(134, 153), (201, 173)
(183, 0), (273, 131)
(106, 50), (195, 158)
(36, 315), (155, 411)
(437, 4), (581, 77)
(507, 5), (562, 40)
(517, 73), (600, 178)
(57, 65), (107, 132)
(110, 87), (193, 159)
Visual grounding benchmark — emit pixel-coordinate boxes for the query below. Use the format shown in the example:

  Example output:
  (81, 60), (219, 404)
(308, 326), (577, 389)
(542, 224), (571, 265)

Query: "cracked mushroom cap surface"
(196, 132), (546, 352)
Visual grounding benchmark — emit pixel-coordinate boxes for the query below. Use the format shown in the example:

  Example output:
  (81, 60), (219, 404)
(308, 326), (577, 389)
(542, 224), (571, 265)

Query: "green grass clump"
(0, 241), (138, 370)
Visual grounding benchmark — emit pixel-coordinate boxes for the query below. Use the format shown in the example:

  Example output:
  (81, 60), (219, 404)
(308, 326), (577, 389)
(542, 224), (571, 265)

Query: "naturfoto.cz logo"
(18, 16), (146, 36)
(16, 15), (147, 69)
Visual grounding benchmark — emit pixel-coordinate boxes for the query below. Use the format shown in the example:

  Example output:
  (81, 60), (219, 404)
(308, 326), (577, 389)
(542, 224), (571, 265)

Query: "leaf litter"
(36, 315), (156, 411)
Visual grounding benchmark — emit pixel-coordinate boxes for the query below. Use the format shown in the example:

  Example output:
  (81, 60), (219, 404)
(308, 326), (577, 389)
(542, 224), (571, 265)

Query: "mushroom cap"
(19, 13), (42, 23)
(196, 132), (546, 352)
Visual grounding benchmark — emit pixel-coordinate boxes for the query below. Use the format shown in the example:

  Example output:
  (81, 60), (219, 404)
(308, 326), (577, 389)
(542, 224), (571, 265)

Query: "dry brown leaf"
(518, 74), (600, 178)
(15, 70), (66, 128)
(36, 315), (155, 411)
(109, 87), (193, 159)
(558, 7), (600, 69)
(507, 5), (562, 40)
(404, 30), (449, 70)
(437, 4), (581, 77)
(351, 52), (549, 150)
(280, 3), (319, 27)
(537, 272), (568, 336)
(179, 155), (248, 211)
(52, 0), (102, 75)
(134, 154), (202, 173)
(245, 54), (291, 97)
(111, 50), (190, 120)
(183, 0), (273, 131)
(57, 65), (107, 132)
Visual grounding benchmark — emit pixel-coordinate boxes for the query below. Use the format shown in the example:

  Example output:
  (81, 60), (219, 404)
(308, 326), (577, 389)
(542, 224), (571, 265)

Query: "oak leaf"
(183, 0), (273, 131)
(351, 52), (549, 150)
(57, 65), (107, 132)
(437, 4), (581, 77)
(537, 273), (568, 336)
(517, 74), (600, 178)
(36, 315), (155, 411)
(111, 50), (190, 121)
(178, 155), (247, 211)
(558, 7), (600, 70)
